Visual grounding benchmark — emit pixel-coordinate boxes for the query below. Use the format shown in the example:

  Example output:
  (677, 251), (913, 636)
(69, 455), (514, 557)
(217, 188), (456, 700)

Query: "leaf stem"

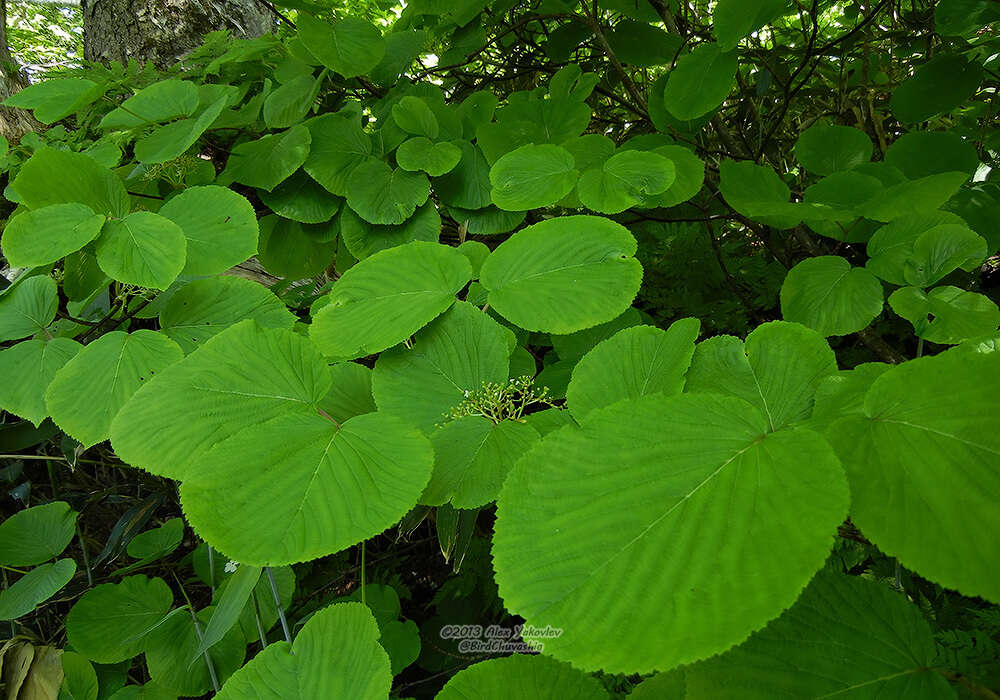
(266, 566), (294, 649)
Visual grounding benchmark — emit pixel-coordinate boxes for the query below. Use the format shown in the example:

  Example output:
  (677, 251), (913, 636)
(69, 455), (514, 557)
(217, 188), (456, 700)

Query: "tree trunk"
(81, 0), (273, 68)
(0, 0), (41, 143)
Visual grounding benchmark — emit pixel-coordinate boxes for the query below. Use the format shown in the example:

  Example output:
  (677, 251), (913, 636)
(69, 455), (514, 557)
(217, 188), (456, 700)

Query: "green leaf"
(297, 14), (385, 78)
(642, 145), (705, 207)
(133, 95), (228, 164)
(0, 338), (81, 426)
(479, 215), (642, 333)
(446, 206), (525, 236)
(110, 321), (332, 480)
(258, 171), (342, 224)
(192, 565), (261, 662)
(158, 186), (260, 276)
(99, 79), (199, 129)
(828, 350), (1000, 602)
(891, 54), (983, 123)
(392, 96), (439, 138)
(214, 603), (391, 699)
(126, 518), (184, 560)
(340, 201), (440, 260)
(303, 114), (372, 196)
(552, 307), (644, 361)
(181, 411), (432, 566)
(0, 559), (76, 620)
(372, 301), (514, 434)
(437, 654), (610, 699)
(5, 78), (103, 123)
(318, 363), (376, 423)
(346, 159), (430, 225)
(257, 215), (338, 278)
(681, 571), (957, 699)
(46, 330), (184, 448)
(60, 651), (99, 700)
(566, 320), (700, 420)
(435, 141), (493, 209)
(858, 172), (969, 222)
(66, 575), (174, 663)
(889, 286), (1000, 345)
(158, 276), (295, 354)
(222, 125), (312, 191)
(713, 0), (789, 50)
(810, 362), (891, 428)
(865, 211), (969, 285)
(145, 606), (245, 696)
(263, 73), (319, 129)
(1, 204), (106, 268)
(0, 501), (77, 566)
(396, 137), (461, 176)
(8, 147), (130, 217)
(489, 144), (579, 211)
(310, 241), (471, 360)
(0, 275), (58, 342)
(685, 321), (837, 431)
(779, 256), (884, 336)
(718, 159), (792, 222)
(885, 131), (979, 180)
(422, 416), (540, 508)
(663, 43), (737, 120)
(793, 124), (873, 175)
(606, 20), (683, 67)
(493, 393), (849, 673)
(903, 224), (987, 287)
(95, 212), (187, 289)
(577, 150), (675, 214)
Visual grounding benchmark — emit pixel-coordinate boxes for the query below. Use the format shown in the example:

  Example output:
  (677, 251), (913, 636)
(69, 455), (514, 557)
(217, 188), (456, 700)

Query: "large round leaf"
(158, 276), (295, 354)
(713, 0), (788, 50)
(215, 603), (391, 699)
(0, 275), (58, 342)
(436, 653), (610, 699)
(889, 285), (1000, 344)
(66, 576), (174, 663)
(865, 211), (967, 285)
(577, 150), (675, 214)
(566, 319), (700, 420)
(346, 159), (430, 225)
(181, 411), (432, 566)
(0, 559), (76, 621)
(46, 330), (184, 447)
(95, 212), (187, 289)
(111, 321), (332, 481)
(827, 350), (1000, 602)
(793, 124), (873, 175)
(144, 606), (245, 696)
(489, 144), (578, 211)
(7, 147), (130, 217)
(663, 43), (737, 120)
(257, 215), (338, 279)
(493, 393), (849, 673)
(0, 501), (77, 566)
(221, 125), (311, 191)
(310, 241), (472, 360)
(779, 256), (884, 336)
(435, 140), (493, 210)
(372, 301), (514, 433)
(99, 79), (199, 129)
(258, 171), (342, 224)
(396, 137), (461, 176)
(1, 204), (106, 268)
(339, 201), (440, 260)
(685, 321), (837, 431)
(157, 186), (259, 276)
(303, 114), (372, 196)
(0, 338), (81, 426)
(891, 54), (982, 123)
(682, 572), (957, 699)
(297, 14), (385, 78)
(479, 216), (642, 334)
(422, 416), (540, 508)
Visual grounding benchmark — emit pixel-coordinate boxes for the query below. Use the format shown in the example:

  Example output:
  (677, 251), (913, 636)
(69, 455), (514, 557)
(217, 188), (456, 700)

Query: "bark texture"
(0, 0), (41, 143)
(82, 0), (273, 68)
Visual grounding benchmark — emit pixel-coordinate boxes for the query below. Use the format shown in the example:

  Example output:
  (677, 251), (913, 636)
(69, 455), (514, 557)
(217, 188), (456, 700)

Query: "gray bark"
(0, 0), (41, 143)
(82, 0), (273, 68)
